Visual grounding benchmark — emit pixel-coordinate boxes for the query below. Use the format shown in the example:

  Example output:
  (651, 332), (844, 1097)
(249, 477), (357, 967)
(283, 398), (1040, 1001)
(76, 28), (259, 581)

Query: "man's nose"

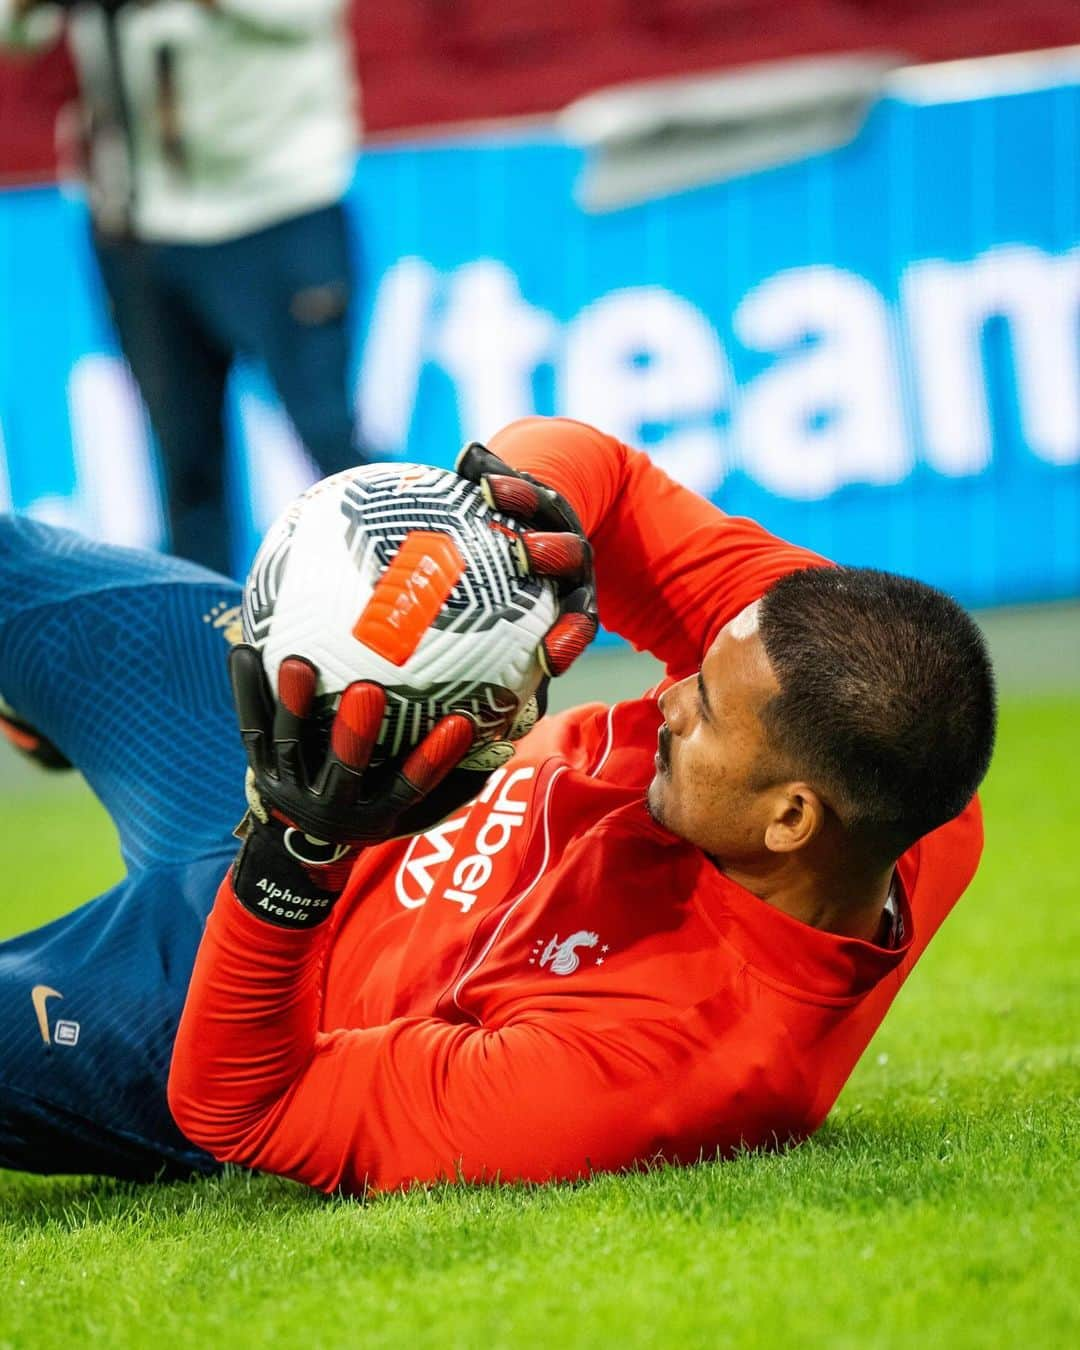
(659, 675), (692, 732)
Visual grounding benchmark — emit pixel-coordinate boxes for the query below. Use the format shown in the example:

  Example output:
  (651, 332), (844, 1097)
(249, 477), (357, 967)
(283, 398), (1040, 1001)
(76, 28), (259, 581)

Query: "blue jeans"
(95, 201), (364, 577)
(0, 516), (247, 1178)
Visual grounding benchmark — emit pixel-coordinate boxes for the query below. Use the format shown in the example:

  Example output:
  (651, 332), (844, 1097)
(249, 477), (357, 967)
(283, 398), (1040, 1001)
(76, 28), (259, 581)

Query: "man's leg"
(0, 518), (246, 1175)
(179, 203), (366, 478)
(0, 859), (230, 1179)
(0, 516), (245, 871)
(94, 234), (234, 577)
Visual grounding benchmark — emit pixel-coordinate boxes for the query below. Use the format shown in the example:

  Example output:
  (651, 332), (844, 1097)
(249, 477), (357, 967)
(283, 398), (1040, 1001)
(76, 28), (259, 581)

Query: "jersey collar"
(692, 849), (916, 1002)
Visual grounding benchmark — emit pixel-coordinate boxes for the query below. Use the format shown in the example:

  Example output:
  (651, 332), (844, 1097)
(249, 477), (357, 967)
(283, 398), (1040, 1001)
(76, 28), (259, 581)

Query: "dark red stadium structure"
(0, 38), (75, 185)
(3, 0), (1079, 184)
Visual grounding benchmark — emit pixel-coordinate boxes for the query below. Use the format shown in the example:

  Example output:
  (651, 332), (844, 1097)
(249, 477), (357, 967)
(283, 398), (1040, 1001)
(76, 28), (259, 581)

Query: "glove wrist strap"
(232, 817), (352, 930)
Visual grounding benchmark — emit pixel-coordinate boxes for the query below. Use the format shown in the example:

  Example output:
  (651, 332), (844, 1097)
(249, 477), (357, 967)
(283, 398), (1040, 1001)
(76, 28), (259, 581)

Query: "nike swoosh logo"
(31, 984), (62, 1045)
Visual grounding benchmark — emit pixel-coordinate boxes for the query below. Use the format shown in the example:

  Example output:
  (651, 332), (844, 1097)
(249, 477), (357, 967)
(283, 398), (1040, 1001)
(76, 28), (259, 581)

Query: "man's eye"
(696, 672), (713, 723)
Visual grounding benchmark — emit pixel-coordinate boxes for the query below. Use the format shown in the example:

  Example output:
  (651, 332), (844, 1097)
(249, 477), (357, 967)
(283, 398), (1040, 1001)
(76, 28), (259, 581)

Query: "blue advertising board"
(1, 55), (1078, 610)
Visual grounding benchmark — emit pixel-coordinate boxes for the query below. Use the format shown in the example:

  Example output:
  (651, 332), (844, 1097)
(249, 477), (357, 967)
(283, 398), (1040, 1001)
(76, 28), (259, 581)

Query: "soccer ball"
(242, 462), (559, 764)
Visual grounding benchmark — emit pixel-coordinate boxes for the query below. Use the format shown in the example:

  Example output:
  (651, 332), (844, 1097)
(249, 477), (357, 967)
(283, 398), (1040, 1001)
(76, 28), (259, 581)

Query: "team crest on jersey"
(202, 601), (243, 646)
(531, 931), (609, 975)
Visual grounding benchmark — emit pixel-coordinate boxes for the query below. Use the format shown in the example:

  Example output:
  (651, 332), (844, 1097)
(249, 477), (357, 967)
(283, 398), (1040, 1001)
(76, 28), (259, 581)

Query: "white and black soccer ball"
(242, 463), (558, 764)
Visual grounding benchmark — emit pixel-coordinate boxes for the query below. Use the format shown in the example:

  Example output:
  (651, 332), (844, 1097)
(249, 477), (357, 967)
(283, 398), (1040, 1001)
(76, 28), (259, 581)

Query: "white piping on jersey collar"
(451, 765), (569, 1016)
(451, 702), (623, 1012)
(881, 875), (904, 949)
(592, 703), (619, 779)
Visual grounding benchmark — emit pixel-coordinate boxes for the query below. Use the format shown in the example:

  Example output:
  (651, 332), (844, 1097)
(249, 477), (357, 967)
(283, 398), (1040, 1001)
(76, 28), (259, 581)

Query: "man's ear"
(763, 784), (828, 854)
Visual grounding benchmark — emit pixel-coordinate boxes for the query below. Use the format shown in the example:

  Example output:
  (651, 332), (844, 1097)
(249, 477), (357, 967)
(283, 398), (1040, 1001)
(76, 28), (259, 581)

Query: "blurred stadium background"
(1, 0), (1078, 933)
(1, 8), (1078, 1346)
(0, 1), (1078, 601)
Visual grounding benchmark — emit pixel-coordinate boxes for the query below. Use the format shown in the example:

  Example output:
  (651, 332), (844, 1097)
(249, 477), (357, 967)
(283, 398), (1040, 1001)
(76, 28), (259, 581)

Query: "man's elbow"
(166, 1052), (259, 1165)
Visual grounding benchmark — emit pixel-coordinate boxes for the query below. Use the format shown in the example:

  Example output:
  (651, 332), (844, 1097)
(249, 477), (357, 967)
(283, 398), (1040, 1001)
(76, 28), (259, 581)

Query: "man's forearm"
(168, 869), (331, 1160)
(489, 417), (828, 678)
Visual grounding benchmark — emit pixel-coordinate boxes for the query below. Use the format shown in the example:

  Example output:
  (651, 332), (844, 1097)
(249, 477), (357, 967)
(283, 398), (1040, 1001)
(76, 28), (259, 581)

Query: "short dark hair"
(757, 567), (997, 860)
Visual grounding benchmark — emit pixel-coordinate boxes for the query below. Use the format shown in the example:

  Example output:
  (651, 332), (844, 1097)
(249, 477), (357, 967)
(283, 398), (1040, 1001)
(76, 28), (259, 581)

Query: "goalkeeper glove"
(455, 442), (598, 677)
(229, 646), (478, 929)
(0, 697), (72, 772)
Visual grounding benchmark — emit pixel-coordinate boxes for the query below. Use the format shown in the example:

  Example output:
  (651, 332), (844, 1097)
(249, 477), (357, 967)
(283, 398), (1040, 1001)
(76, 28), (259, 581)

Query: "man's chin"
(645, 776), (669, 830)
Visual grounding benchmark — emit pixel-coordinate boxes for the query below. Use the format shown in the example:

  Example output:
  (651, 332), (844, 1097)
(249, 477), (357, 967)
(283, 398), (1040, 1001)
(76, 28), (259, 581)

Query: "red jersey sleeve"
(168, 881), (798, 1193)
(489, 417), (829, 679)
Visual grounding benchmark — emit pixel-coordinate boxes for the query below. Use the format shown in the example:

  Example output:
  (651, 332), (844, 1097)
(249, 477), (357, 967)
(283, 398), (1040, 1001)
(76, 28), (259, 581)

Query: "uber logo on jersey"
(394, 765), (535, 913)
(395, 815), (467, 909)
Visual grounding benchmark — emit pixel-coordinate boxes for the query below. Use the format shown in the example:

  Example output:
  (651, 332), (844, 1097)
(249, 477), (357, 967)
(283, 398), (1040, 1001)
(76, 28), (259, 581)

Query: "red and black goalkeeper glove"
(229, 645), (478, 929)
(455, 442), (598, 678)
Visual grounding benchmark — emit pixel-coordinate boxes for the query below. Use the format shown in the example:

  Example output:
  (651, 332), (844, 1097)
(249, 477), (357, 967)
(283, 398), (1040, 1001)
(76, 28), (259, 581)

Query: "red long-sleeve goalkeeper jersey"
(168, 417), (984, 1194)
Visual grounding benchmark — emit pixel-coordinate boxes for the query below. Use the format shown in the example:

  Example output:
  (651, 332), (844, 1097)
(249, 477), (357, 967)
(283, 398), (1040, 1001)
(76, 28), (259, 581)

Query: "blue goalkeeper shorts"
(0, 516), (248, 1179)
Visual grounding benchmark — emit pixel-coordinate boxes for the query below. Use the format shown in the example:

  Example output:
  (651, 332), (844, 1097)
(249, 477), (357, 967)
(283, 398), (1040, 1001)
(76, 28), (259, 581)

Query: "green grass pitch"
(0, 694), (1076, 1348)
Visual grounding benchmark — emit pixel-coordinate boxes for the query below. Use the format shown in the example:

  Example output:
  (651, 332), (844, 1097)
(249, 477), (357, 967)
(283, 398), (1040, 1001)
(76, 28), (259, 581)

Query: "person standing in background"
(1, 0), (367, 575)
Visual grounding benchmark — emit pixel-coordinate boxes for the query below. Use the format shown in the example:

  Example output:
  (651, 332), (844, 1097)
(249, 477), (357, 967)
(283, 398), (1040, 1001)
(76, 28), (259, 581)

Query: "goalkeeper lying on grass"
(0, 417), (995, 1191)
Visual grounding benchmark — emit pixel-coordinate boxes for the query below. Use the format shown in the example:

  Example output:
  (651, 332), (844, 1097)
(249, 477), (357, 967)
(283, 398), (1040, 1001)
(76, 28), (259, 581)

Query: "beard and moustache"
(644, 723), (672, 828)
